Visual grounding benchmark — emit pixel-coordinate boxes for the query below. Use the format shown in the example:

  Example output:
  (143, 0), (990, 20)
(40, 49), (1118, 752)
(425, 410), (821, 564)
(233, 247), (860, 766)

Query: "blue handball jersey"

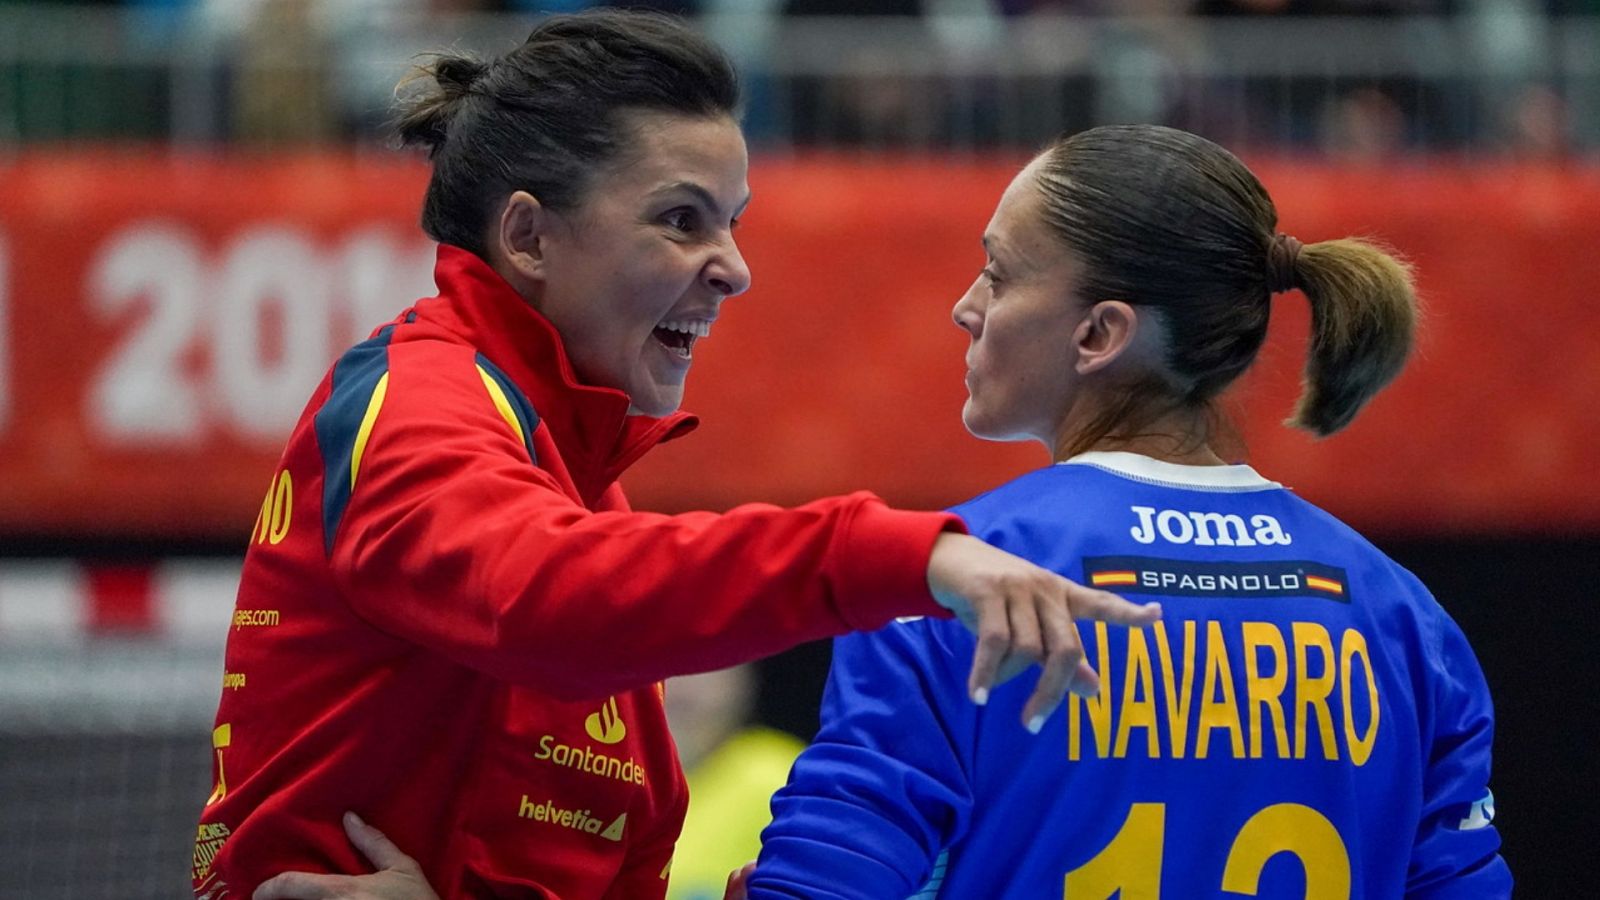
(751, 452), (1510, 899)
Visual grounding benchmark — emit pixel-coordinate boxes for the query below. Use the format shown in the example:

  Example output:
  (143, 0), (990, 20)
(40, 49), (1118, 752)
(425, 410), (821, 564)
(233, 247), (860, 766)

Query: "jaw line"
(628, 367), (687, 417)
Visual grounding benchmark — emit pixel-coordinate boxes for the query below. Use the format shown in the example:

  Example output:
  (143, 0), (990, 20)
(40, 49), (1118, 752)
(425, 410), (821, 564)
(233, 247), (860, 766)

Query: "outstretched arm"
(337, 346), (1157, 719)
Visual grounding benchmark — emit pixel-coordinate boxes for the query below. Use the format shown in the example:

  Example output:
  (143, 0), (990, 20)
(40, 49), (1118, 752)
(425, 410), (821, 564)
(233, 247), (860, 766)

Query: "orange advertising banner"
(1, 151), (1597, 539)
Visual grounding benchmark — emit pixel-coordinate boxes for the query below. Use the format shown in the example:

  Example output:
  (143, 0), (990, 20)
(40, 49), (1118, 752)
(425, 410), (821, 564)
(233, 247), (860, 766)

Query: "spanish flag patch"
(1090, 570), (1139, 587)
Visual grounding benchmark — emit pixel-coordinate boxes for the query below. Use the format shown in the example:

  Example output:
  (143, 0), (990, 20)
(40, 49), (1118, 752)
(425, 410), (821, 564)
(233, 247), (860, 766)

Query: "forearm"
(751, 799), (938, 900)
(338, 464), (957, 698)
(749, 624), (975, 899)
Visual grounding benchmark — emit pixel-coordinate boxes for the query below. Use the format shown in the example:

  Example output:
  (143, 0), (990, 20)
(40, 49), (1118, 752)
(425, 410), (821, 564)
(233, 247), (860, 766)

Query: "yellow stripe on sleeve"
(349, 371), (390, 491)
(477, 364), (527, 446)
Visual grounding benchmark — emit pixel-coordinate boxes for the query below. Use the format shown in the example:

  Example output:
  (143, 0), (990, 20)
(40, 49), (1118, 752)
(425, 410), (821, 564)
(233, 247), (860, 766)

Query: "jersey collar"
(423, 245), (698, 497)
(1059, 451), (1279, 491)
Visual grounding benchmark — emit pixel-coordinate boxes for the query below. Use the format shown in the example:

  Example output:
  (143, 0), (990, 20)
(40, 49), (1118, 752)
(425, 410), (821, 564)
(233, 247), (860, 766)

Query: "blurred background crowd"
(1, 1), (1597, 898)
(1, 0), (1597, 156)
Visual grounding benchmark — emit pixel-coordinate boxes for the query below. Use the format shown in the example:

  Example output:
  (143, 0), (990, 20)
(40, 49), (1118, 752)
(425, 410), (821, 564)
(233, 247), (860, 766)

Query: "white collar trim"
(1059, 451), (1279, 492)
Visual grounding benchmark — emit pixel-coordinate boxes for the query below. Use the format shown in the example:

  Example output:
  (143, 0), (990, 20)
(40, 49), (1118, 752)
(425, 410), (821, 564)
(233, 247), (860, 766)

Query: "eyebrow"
(656, 181), (752, 219)
(981, 234), (1006, 265)
(982, 233), (1030, 272)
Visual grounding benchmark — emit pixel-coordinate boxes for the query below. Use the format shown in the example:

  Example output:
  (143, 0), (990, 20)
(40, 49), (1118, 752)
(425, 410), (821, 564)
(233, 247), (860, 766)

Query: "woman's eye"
(982, 268), (1002, 286)
(664, 209), (697, 232)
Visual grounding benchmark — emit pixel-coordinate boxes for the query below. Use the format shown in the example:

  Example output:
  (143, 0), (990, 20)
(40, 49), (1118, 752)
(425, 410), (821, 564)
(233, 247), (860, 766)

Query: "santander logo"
(1129, 505), (1292, 547)
(584, 696), (627, 745)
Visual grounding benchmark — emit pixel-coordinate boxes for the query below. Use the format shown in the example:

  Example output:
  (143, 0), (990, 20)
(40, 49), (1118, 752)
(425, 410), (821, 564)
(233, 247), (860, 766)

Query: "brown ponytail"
(1032, 125), (1421, 451)
(1288, 239), (1418, 436)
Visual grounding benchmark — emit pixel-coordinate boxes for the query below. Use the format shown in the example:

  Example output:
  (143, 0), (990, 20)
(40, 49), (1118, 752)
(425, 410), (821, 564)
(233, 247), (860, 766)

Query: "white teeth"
(659, 320), (712, 338)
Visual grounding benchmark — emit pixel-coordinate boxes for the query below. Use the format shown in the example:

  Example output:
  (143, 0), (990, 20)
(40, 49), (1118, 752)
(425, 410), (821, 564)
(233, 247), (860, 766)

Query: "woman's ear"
(1074, 300), (1140, 376)
(487, 191), (548, 286)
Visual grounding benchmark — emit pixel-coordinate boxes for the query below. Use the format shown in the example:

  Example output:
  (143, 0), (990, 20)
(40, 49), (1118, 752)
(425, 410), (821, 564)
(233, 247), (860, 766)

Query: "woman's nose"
(705, 239), (752, 298)
(952, 284), (982, 336)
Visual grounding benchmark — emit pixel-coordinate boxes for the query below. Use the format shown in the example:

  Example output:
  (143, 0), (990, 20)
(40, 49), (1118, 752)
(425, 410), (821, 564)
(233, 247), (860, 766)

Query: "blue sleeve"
(748, 619), (977, 899)
(1406, 606), (1512, 898)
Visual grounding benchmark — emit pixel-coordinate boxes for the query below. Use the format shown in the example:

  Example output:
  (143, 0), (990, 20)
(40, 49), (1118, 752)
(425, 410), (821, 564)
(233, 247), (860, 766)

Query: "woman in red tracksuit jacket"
(195, 11), (1156, 900)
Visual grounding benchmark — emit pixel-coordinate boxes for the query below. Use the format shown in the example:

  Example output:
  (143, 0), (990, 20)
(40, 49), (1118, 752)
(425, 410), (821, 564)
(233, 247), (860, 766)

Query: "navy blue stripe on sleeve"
(313, 325), (396, 555)
(474, 353), (540, 465)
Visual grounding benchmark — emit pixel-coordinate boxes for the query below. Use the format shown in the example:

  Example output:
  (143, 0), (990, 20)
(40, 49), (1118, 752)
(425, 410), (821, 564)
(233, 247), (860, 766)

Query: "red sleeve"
(604, 835), (676, 900)
(604, 783), (685, 900)
(328, 343), (962, 700)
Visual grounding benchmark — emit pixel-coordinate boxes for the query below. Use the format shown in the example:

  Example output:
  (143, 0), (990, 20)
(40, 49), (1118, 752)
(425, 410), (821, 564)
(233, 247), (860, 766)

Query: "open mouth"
(652, 319), (711, 360)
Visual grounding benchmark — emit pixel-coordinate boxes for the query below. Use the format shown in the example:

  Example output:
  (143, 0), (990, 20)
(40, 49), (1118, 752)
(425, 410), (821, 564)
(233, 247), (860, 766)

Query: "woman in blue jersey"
(744, 124), (1510, 898)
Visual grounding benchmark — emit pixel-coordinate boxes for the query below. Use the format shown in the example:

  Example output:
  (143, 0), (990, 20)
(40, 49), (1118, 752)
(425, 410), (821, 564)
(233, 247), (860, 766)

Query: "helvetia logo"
(518, 795), (627, 842)
(585, 696), (626, 744)
(601, 813), (627, 842)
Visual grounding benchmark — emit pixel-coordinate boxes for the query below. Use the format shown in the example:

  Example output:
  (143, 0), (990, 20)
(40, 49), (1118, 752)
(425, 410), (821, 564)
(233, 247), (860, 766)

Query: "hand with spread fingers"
(253, 814), (437, 900)
(926, 532), (1160, 732)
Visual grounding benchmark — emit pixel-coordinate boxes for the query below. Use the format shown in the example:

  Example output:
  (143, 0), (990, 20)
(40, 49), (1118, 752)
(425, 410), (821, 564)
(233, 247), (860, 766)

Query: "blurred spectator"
(232, 0), (338, 143)
(1186, 0), (1456, 153)
(0, 0), (1593, 152)
(1320, 85), (1408, 159)
(785, 0), (918, 13)
(665, 666), (803, 900)
(701, 0), (787, 142)
(499, 0), (703, 12)
(125, 0), (192, 45)
(1506, 82), (1571, 157)
(993, 0), (1097, 11)
(779, 0), (950, 146)
(1195, 0), (1453, 15)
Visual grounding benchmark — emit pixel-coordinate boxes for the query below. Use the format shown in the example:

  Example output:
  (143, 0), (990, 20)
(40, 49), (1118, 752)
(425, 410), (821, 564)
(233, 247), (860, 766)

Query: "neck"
(1050, 404), (1227, 467)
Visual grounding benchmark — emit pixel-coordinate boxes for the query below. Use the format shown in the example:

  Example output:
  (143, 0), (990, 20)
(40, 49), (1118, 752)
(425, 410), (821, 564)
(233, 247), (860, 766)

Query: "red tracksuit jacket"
(192, 245), (960, 899)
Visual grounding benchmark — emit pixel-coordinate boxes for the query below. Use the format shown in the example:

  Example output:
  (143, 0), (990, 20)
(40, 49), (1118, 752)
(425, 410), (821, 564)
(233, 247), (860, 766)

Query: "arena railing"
(0, 7), (1595, 153)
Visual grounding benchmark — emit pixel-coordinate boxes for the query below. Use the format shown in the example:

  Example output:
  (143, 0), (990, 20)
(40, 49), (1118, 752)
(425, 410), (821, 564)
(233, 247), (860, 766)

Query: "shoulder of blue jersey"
(950, 462), (1442, 618)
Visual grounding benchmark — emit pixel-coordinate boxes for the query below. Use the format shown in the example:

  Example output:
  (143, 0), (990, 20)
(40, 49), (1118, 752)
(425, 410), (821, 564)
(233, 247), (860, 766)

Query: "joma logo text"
(1129, 506), (1291, 547)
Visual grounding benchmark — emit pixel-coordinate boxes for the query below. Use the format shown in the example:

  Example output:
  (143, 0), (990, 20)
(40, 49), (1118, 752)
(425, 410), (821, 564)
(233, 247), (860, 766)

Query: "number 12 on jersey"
(1064, 802), (1350, 899)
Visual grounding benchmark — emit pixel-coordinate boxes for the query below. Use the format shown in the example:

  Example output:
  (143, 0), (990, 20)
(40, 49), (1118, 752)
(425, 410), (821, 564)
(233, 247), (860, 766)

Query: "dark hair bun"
(395, 53), (487, 157)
